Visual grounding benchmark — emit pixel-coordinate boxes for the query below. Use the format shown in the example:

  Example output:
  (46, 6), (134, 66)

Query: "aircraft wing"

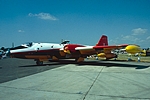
(75, 44), (128, 54)
(62, 34), (141, 62)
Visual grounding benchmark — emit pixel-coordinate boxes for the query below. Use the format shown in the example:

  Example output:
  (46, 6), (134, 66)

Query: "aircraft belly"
(79, 49), (95, 55)
(10, 49), (63, 59)
(25, 55), (51, 59)
(11, 55), (26, 59)
(59, 51), (66, 56)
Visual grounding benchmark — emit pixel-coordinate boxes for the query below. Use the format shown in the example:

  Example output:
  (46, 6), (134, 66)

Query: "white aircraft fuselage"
(10, 42), (67, 65)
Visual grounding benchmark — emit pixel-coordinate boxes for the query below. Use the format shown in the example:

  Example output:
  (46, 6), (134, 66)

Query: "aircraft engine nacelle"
(97, 53), (106, 58)
(64, 44), (84, 54)
(97, 53), (117, 59)
(125, 45), (142, 54)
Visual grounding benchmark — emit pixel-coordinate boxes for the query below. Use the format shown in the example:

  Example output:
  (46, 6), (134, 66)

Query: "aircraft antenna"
(12, 42), (14, 48)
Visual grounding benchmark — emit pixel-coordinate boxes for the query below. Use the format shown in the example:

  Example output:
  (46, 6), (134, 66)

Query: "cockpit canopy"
(10, 42), (33, 50)
(21, 42), (33, 47)
(61, 40), (70, 44)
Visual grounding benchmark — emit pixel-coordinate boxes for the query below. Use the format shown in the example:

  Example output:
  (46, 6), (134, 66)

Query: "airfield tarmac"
(0, 58), (150, 100)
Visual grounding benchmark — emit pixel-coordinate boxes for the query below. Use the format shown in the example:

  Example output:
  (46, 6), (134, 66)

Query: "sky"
(0, 0), (150, 48)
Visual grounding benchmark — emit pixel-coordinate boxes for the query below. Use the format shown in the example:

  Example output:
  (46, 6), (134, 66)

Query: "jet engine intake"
(64, 44), (84, 54)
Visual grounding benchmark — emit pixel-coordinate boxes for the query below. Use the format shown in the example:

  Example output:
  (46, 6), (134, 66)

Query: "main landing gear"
(35, 60), (43, 65)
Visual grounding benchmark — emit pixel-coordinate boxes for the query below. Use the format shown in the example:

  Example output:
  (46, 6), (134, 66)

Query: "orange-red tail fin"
(96, 35), (108, 46)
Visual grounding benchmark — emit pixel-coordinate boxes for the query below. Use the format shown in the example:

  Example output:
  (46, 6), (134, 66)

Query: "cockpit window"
(21, 42), (33, 47)
(61, 40), (70, 44)
(10, 46), (27, 50)
(27, 42), (33, 47)
(9, 42), (33, 50)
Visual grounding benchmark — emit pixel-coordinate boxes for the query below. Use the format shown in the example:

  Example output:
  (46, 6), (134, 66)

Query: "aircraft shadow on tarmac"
(79, 61), (149, 69)
(19, 60), (149, 69)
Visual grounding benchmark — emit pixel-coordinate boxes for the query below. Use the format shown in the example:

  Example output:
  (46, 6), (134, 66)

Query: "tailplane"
(96, 35), (108, 46)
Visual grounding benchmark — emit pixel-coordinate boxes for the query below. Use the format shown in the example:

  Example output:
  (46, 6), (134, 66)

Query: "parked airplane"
(8, 35), (141, 65)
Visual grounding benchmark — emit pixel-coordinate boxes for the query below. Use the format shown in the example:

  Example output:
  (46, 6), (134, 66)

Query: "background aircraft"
(7, 35), (141, 65)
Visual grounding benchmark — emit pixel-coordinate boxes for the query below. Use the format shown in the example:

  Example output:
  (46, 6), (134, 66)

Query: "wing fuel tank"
(125, 45), (142, 54)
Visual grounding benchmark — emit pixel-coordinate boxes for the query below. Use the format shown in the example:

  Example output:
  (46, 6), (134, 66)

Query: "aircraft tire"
(36, 61), (43, 65)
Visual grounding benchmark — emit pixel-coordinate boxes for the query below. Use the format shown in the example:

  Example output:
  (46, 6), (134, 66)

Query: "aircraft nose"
(125, 45), (142, 54)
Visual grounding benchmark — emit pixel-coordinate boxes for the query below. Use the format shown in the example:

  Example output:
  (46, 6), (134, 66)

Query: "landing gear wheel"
(36, 61), (43, 65)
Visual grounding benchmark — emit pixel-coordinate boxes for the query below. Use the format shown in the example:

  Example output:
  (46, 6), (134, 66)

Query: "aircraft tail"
(96, 35), (108, 46)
